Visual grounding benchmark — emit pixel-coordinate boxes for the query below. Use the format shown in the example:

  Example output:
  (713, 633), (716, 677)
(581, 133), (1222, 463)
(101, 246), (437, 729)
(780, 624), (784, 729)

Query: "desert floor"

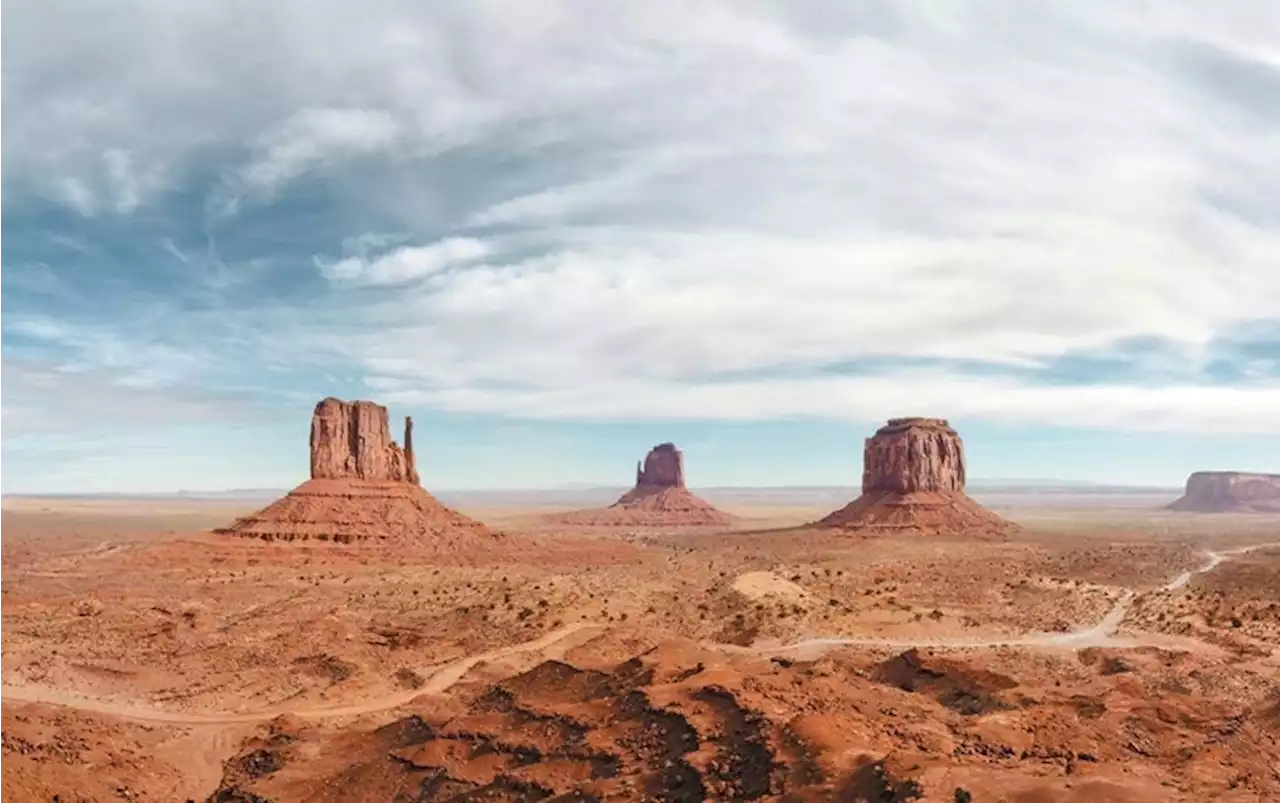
(2, 495), (1278, 802)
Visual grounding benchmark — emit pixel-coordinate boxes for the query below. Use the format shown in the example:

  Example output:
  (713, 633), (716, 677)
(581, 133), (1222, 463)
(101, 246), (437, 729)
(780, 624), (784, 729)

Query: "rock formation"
(550, 443), (734, 528)
(1167, 471), (1280, 513)
(218, 398), (494, 546)
(208, 634), (1280, 803)
(309, 397), (419, 484)
(634, 442), (685, 489)
(818, 418), (1016, 536)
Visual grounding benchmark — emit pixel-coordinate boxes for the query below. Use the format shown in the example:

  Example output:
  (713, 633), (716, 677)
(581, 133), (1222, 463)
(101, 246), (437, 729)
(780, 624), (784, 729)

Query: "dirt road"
(725, 541), (1280, 657)
(0, 623), (604, 725)
(4, 543), (1276, 723)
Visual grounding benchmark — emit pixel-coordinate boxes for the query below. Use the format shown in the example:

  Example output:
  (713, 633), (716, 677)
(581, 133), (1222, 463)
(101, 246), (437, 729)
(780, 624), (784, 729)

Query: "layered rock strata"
(219, 398), (493, 546)
(310, 397), (420, 484)
(1167, 471), (1280, 513)
(819, 418), (1015, 536)
(551, 443), (734, 528)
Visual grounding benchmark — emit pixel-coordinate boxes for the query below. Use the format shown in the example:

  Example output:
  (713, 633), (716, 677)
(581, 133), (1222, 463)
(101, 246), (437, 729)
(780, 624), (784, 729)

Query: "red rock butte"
(1167, 471), (1280, 513)
(217, 398), (496, 546)
(551, 443), (734, 528)
(818, 417), (1016, 536)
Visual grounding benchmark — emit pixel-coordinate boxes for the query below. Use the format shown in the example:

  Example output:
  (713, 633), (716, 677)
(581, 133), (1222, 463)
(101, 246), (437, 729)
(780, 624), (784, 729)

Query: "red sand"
(818, 490), (1016, 537)
(550, 486), (735, 528)
(216, 479), (498, 546)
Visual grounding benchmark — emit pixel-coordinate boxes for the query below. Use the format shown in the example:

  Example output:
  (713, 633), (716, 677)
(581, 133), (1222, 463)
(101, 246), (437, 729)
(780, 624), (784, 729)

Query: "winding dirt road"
(3, 543), (1277, 725)
(725, 542), (1280, 657)
(0, 623), (605, 726)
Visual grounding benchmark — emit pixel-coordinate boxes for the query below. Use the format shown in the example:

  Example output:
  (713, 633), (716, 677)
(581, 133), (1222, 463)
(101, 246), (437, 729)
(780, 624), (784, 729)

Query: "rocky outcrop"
(550, 443), (734, 528)
(1167, 471), (1280, 513)
(635, 443), (686, 489)
(819, 418), (1015, 536)
(310, 398), (418, 483)
(862, 418), (965, 494)
(210, 633), (1280, 803)
(219, 398), (494, 547)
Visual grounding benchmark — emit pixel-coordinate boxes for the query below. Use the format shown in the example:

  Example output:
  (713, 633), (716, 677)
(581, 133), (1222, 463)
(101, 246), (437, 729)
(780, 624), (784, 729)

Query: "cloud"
(365, 370), (1280, 434)
(223, 108), (403, 211)
(4, 315), (211, 389)
(318, 222), (1272, 380)
(0, 358), (266, 436)
(316, 237), (492, 286)
(3, 0), (1279, 450)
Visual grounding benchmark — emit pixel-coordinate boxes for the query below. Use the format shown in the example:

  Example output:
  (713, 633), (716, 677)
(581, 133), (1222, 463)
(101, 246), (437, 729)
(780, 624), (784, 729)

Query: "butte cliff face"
(553, 443), (734, 528)
(219, 398), (493, 546)
(861, 417), (965, 494)
(1167, 471), (1280, 513)
(634, 442), (686, 489)
(310, 397), (420, 484)
(819, 418), (1015, 536)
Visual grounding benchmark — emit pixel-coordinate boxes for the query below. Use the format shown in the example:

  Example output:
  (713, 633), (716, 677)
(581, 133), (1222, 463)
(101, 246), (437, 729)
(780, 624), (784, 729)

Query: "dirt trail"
(1160, 543), (1267, 591)
(0, 623), (604, 726)
(5, 543), (1277, 724)
(726, 541), (1280, 657)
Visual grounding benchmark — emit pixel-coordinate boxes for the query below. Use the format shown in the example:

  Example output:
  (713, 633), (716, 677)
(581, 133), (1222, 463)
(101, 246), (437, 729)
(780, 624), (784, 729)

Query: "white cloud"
(4, 0), (1280, 438)
(5, 315), (210, 388)
(0, 358), (260, 436)
(230, 108), (402, 205)
(318, 221), (1270, 382)
(316, 237), (492, 286)
(103, 149), (143, 213)
(366, 371), (1280, 434)
(42, 149), (156, 216)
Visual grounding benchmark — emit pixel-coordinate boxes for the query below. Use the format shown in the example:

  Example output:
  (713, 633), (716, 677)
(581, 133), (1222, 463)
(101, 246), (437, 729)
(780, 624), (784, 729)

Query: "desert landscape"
(3, 400), (1278, 803)
(8, 3), (1279, 801)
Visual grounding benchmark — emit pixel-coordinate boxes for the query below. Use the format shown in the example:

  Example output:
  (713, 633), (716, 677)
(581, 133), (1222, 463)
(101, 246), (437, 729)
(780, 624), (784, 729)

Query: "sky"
(3, 1), (1280, 494)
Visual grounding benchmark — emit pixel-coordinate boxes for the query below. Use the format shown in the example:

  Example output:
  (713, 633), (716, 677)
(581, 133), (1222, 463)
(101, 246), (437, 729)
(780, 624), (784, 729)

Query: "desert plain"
(3, 485), (1279, 803)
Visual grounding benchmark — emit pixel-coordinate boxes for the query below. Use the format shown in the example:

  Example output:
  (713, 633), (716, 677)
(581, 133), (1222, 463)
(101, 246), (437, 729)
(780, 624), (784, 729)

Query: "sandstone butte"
(818, 417), (1017, 536)
(218, 398), (496, 546)
(1167, 471), (1280, 513)
(551, 443), (735, 527)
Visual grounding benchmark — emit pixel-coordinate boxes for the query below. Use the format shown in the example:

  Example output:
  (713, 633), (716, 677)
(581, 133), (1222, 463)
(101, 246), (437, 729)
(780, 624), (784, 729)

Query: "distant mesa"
(549, 443), (734, 528)
(218, 398), (497, 546)
(1167, 471), (1280, 514)
(818, 417), (1017, 536)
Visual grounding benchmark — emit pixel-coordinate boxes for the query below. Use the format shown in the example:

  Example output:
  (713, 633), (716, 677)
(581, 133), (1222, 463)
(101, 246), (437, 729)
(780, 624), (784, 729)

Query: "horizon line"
(2, 479), (1187, 499)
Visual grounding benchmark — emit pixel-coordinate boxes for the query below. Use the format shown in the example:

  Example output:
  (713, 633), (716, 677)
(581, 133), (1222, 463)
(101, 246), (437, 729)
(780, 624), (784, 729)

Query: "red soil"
(818, 490), (1016, 537)
(216, 479), (498, 547)
(551, 486), (735, 528)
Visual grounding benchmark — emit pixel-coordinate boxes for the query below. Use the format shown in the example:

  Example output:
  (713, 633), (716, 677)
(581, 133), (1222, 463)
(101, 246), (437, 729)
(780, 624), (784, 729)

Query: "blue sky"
(3, 1), (1279, 493)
